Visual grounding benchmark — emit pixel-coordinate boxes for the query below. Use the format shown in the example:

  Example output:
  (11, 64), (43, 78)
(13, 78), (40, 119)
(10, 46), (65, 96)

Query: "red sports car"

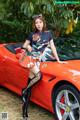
(0, 43), (80, 120)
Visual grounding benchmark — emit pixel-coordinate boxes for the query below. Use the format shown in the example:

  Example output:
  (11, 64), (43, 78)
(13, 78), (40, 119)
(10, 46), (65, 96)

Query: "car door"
(2, 47), (29, 90)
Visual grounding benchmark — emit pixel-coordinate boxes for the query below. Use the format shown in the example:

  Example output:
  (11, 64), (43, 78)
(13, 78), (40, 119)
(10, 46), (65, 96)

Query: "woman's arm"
(50, 39), (60, 62)
(23, 40), (30, 49)
(22, 40), (32, 52)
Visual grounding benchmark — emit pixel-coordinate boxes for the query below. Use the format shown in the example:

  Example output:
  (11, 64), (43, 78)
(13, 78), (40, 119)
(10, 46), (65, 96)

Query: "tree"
(0, 0), (80, 42)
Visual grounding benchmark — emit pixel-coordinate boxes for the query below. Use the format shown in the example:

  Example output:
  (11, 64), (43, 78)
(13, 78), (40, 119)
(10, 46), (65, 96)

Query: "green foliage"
(0, 0), (80, 46)
(54, 21), (80, 55)
(0, 20), (27, 43)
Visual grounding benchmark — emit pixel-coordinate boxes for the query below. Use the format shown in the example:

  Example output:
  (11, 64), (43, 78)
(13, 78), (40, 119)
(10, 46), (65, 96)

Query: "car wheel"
(53, 85), (80, 120)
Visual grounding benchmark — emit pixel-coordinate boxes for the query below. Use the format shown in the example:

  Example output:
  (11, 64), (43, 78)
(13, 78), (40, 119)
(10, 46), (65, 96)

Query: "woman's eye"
(35, 22), (38, 24)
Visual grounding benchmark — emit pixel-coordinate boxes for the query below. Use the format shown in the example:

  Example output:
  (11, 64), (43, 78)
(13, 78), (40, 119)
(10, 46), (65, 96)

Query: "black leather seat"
(5, 43), (23, 54)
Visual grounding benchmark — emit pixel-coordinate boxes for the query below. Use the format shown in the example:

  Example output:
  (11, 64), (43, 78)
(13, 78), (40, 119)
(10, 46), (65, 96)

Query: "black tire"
(52, 84), (80, 120)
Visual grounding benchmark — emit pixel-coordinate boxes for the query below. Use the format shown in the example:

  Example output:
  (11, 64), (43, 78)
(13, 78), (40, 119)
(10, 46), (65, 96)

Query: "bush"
(0, 20), (28, 43)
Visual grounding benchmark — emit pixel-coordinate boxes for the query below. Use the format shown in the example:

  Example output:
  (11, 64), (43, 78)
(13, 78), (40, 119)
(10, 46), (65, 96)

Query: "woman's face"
(35, 18), (43, 31)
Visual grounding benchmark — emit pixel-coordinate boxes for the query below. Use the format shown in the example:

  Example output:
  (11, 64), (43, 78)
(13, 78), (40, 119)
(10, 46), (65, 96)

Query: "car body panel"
(0, 43), (80, 113)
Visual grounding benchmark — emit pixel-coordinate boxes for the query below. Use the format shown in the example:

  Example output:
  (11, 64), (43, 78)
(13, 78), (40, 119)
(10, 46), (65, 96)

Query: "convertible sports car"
(0, 42), (80, 120)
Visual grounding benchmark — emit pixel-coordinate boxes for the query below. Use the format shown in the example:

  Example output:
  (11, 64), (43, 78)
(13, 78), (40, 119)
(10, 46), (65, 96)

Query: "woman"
(21, 14), (65, 119)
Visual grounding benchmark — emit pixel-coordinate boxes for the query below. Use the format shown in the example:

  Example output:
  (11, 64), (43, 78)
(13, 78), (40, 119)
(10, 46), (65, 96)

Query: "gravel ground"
(0, 87), (56, 120)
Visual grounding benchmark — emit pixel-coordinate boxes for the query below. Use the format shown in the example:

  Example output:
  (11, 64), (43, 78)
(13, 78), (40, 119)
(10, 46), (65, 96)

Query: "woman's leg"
(22, 62), (41, 95)
(27, 64), (41, 89)
(22, 63), (41, 119)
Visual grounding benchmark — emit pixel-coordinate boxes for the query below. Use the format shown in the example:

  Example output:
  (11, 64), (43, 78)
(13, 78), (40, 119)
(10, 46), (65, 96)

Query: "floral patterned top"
(26, 31), (55, 61)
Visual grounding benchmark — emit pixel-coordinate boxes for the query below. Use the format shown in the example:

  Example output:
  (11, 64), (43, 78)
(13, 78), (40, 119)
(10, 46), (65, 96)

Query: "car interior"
(5, 43), (23, 54)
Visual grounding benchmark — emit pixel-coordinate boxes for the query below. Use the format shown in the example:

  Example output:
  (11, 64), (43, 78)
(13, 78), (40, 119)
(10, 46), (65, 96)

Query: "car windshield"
(54, 36), (80, 61)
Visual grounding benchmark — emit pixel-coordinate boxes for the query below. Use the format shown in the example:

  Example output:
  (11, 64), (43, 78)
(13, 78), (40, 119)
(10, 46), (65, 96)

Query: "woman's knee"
(30, 71), (42, 84)
(30, 64), (40, 74)
(35, 71), (42, 82)
(27, 71), (42, 89)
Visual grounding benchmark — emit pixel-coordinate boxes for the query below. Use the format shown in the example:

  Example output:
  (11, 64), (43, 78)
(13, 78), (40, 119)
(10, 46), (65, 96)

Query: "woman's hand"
(57, 60), (68, 64)
(27, 45), (32, 52)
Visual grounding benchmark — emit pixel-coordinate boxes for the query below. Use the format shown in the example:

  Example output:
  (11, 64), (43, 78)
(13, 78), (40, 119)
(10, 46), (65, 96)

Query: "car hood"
(40, 60), (80, 79)
(65, 60), (80, 71)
